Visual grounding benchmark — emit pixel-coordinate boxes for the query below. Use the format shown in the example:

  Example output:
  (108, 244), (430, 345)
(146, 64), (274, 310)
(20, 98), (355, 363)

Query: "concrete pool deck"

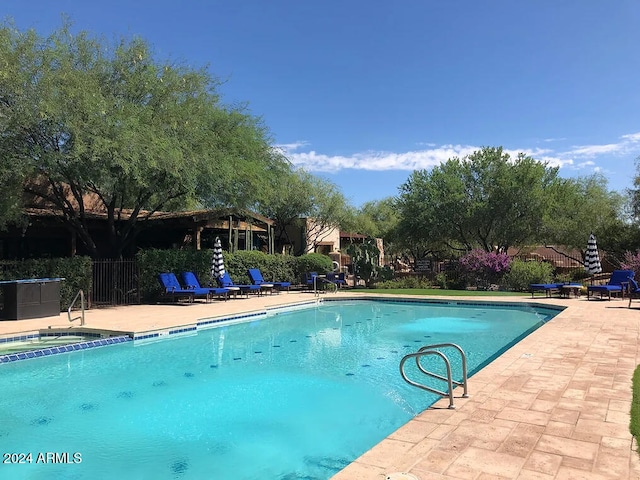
(1, 291), (639, 479)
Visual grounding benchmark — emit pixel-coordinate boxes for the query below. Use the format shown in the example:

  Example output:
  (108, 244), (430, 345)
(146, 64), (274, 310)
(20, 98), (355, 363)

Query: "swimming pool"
(0, 299), (561, 479)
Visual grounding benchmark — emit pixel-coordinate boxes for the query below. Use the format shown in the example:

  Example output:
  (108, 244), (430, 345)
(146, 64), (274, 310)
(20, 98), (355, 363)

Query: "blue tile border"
(197, 310), (267, 328)
(0, 335), (132, 364)
(322, 296), (565, 315)
(0, 333), (39, 344)
(168, 326), (197, 335)
(39, 331), (103, 339)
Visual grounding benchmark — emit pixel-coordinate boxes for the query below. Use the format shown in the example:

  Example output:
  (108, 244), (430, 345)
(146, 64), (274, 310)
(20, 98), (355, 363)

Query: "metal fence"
(91, 259), (140, 307)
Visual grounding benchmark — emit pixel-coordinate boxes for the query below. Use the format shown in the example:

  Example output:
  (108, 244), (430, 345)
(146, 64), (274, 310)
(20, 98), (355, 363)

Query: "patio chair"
(627, 277), (640, 308)
(326, 272), (347, 288)
(247, 268), (290, 293)
(180, 272), (230, 301)
(157, 272), (210, 303)
(587, 270), (635, 300)
(303, 272), (318, 290)
(529, 283), (563, 298)
(217, 272), (262, 297)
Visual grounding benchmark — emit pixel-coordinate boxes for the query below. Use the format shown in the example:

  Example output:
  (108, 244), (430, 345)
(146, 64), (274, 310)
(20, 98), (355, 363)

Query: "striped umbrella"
(584, 233), (602, 275)
(210, 237), (226, 284)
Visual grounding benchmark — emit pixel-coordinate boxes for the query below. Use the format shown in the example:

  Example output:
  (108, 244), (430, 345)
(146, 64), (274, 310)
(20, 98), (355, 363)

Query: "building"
(0, 206), (276, 259)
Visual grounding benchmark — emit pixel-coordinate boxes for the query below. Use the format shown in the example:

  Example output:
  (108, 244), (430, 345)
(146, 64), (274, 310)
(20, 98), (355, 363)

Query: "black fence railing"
(91, 259), (140, 307)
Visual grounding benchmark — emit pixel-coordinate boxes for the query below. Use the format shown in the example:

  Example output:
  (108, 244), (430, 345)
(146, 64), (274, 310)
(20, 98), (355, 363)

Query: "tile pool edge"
(0, 335), (132, 364)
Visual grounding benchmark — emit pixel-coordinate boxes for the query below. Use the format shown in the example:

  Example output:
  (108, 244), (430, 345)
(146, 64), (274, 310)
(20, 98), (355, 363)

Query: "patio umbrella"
(584, 233), (602, 275)
(210, 237), (226, 284)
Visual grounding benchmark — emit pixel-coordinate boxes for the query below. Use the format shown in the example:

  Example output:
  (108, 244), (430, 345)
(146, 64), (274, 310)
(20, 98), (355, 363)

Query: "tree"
(396, 146), (559, 253)
(257, 170), (353, 254)
(351, 198), (398, 239)
(629, 156), (640, 223)
(256, 168), (317, 251)
(541, 174), (627, 260)
(0, 21), (281, 258)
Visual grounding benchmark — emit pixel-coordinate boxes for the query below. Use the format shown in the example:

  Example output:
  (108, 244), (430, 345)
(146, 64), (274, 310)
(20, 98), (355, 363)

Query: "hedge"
(136, 249), (334, 302)
(0, 257), (92, 311)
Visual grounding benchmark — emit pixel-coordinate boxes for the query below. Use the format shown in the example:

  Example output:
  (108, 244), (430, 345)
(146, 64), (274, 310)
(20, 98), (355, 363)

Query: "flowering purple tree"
(621, 251), (640, 280)
(458, 249), (511, 289)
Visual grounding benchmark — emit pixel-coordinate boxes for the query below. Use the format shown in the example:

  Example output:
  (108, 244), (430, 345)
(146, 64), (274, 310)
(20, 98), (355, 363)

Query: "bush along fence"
(136, 249), (332, 303)
(0, 257), (93, 311)
(0, 251), (335, 311)
(392, 249), (593, 291)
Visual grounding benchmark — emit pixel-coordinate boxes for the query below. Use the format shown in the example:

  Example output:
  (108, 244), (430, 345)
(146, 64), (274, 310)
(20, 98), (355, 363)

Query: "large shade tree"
(0, 22), (283, 258)
(542, 174), (627, 258)
(396, 146), (560, 253)
(257, 168), (354, 254)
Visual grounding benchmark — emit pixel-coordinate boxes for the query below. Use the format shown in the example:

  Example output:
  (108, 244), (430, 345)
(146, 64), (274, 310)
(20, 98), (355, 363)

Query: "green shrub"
(435, 272), (448, 289)
(446, 274), (468, 290)
(293, 253), (333, 283)
(631, 364), (640, 447)
(137, 248), (309, 301)
(502, 259), (554, 291)
(136, 249), (211, 302)
(375, 276), (432, 289)
(223, 250), (296, 285)
(0, 257), (92, 310)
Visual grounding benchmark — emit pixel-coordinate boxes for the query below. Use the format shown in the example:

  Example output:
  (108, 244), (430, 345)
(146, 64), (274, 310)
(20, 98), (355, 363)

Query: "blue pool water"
(0, 299), (561, 479)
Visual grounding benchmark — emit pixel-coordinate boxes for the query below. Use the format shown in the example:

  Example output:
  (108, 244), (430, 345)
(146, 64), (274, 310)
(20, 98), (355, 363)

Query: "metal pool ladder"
(68, 289), (86, 326)
(313, 276), (338, 297)
(399, 343), (469, 409)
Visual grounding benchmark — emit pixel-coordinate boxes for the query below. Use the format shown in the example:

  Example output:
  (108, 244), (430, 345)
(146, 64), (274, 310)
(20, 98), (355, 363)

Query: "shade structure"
(210, 237), (226, 284)
(584, 233), (602, 275)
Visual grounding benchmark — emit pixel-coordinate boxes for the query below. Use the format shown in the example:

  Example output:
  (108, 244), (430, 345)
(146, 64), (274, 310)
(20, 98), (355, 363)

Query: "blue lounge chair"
(587, 270), (634, 300)
(326, 272), (347, 288)
(217, 272), (262, 297)
(627, 277), (640, 308)
(303, 272), (318, 290)
(529, 283), (563, 298)
(157, 272), (210, 303)
(247, 268), (291, 293)
(180, 272), (230, 301)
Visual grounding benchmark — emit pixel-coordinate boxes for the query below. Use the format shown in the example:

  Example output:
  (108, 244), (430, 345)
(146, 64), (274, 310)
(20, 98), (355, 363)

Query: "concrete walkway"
(1, 291), (639, 479)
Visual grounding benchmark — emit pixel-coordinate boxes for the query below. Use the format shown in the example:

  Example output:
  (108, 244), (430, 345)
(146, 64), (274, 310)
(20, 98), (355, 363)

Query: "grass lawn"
(632, 365), (640, 450)
(350, 288), (526, 296)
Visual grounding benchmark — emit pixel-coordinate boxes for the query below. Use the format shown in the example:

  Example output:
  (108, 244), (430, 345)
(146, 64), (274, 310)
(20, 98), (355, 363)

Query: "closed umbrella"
(584, 233), (602, 275)
(210, 237), (226, 285)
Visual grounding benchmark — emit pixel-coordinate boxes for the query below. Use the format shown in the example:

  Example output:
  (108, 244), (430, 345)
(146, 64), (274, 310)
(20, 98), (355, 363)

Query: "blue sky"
(4, 1), (640, 207)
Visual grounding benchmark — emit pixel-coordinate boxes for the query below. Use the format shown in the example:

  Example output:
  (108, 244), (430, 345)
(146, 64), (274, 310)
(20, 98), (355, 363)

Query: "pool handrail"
(68, 289), (86, 326)
(312, 275), (338, 296)
(399, 342), (469, 409)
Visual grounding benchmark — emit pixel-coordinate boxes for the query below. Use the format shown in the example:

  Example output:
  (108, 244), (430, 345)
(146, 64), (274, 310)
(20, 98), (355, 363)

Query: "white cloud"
(566, 143), (621, 157)
(278, 131), (640, 174)
(621, 132), (640, 142)
(282, 145), (480, 173)
(274, 141), (309, 154)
